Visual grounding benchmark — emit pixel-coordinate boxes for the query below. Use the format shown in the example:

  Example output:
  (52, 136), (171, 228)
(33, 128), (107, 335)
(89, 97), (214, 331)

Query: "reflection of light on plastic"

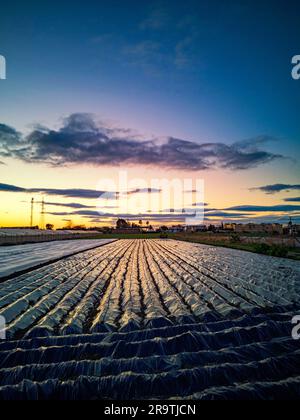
(0, 315), (6, 340)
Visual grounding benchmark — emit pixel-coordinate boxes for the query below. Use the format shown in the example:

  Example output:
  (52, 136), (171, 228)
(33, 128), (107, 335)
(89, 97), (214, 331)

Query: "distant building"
(285, 218), (300, 236)
(234, 223), (283, 235)
(185, 225), (207, 232)
(223, 223), (236, 231)
(169, 225), (185, 233)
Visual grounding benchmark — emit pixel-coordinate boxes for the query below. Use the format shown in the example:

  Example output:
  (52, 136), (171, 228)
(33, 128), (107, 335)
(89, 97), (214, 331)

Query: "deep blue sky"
(1, 0), (300, 226)
(1, 0), (299, 155)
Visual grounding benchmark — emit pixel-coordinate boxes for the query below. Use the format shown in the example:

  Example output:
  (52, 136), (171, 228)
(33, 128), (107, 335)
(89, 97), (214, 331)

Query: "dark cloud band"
(0, 183), (107, 199)
(0, 113), (283, 171)
(225, 204), (300, 212)
(250, 184), (300, 194)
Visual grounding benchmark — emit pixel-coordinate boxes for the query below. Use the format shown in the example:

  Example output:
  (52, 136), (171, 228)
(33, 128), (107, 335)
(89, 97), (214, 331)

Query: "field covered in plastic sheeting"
(0, 239), (299, 400)
(0, 239), (117, 278)
(0, 239), (299, 340)
(0, 306), (300, 400)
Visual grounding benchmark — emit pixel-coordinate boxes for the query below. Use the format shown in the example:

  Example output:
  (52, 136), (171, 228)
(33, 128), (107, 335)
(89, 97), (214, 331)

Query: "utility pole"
(288, 216), (294, 236)
(30, 198), (34, 228)
(40, 197), (45, 230)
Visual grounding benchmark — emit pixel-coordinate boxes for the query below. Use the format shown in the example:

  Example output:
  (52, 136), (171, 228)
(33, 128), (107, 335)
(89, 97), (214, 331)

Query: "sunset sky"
(0, 0), (300, 228)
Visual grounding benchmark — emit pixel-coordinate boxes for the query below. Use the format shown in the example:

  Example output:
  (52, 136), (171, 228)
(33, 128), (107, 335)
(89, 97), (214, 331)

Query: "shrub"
(269, 245), (289, 258)
(230, 233), (241, 243)
(253, 243), (271, 255)
(253, 243), (288, 258)
(160, 233), (169, 239)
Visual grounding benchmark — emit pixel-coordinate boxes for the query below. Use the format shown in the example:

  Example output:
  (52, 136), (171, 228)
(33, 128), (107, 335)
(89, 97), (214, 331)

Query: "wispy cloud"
(0, 183), (25, 193)
(36, 197), (300, 223)
(229, 214), (300, 224)
(37, 201), (93, 209)
(0, 182), (108, 199)
(44, 209), (255, 225)
(47, 210), (194, 220)
(138, 8), (202, 71)
(0, 113), (284, 171)
(205, 211), (250, 218)
(225, 204), (300, 212)
(139, 8), (170, 31)
(174, 24), (201, 70)
(283, 197), (300, 202)
(122, 40), (167, 76)
(47, 210), (300, 225)
(0, 182), (162, 200)
(125, 188), (162, 196)
(250, 184), (300, 194)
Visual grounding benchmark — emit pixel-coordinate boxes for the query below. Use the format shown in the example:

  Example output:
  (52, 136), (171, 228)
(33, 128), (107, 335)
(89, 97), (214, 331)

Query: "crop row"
(0, 239), (299, 339)
(0, 305), (299, 400)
